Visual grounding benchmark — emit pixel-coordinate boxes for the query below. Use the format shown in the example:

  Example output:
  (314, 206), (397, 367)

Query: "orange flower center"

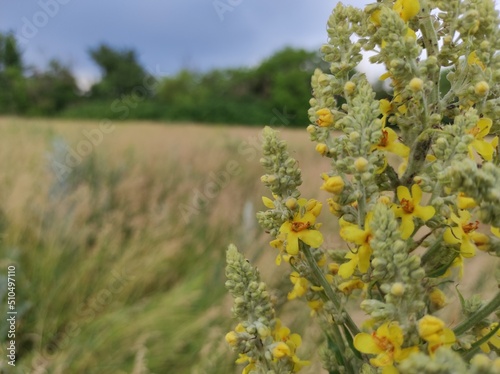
(401, 198), (415, 213)
(372, 333), (395, 354)
(468, 126), (481, 137)
(462, 220), (479, 233)
(379, 130), (389, 147)
(291, 221), (311, 232)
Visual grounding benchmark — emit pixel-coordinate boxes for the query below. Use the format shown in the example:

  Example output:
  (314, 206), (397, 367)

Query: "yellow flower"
(279, 199), (324, 255)
(262, 196), (275, 209)
(288, 272), (308, 300)
(393, 184), (436, 239)
(235, 354), (256, 374)
(320, 174), (345, 194)
(327, 198), (342, 216)
(370, 9), (382, 26)
(418, 315), (456, 354)
(316, 108), (333, 127)
(272, 320), (310, 371)
(443, 210), (480, 258)
(307, 299), (324, 315)
(393, 0), (420, 22)
(468, 51), (486, 70)
(457, 192), (477, 209)
(354, 322), (418, 370)
(478, 323), (500, 353)
(272, 342), (291, 358)
(467, 117), (499, 161)
(316, 143), (328, 156)
(380, 99), (391, 126)
(492, 226), (500, 238)
(429, 288), (447, 310)
(338, 278), (364, 294)
(338, 212), (374, 278)
(374, 126), (410, 158)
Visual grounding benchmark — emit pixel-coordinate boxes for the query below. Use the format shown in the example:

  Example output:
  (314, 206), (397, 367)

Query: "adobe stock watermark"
(179, 107), (295, 223)
(17, 0), (73, 45)
(50, 65), (167, 182)
(213, 0), (244, 21)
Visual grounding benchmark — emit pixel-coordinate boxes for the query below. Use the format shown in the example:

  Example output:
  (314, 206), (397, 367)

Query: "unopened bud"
(316, 143), (328, 156)
(474, 81), (489, 96)
(354, 157), (369, 172)
(409, 77), (424, 92)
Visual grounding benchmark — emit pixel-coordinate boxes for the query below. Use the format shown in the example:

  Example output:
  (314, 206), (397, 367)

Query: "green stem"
(400, 130), (433, 186)
(453, 291), (500, 335)
(301, 242), (360, 336)
(418, 0), (440, 104)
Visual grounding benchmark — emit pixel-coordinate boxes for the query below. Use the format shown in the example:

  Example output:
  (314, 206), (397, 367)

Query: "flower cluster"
(225, 0), (500, 373)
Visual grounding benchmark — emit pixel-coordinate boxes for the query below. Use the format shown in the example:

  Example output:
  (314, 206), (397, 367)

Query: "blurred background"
(0, 1), (496, 373)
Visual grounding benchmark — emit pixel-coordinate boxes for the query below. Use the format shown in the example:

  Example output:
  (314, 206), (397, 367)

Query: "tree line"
(0, 32), (337, 126)
(3, 32), (432, 126)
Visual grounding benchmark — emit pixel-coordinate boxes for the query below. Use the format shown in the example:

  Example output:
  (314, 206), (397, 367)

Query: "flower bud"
(316, 143), (328, 156)
(390, 282), (405, 296)
(321, 175), (345, 194)
(285, 197), (297, 210)
(344, 81), (356, 95)
(474, 81), (489, 96)
(409, 77), (424, 92)
(316, 108), (334, 127)
(307, 124), (316, 134)
(354, 157), (369, 172)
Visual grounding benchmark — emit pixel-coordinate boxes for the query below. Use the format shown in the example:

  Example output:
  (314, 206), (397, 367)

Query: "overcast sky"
(0, 0), (372, 89)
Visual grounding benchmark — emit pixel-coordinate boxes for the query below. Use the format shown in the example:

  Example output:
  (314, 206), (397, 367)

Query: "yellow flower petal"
(286, 235), (299, 255)
(299, 229), (324, 249)
(370, 9), (382, 26)
(397, 185), (412, 201)
(393, 0), (420, 22)
(340, 224), (368, 245)
(354, 333), (383, 354)
(358, 245), (372, 273)
(338, 254), (358, 279)
(262, 196), (275, 209)
(400, 214), (415, 239)
(371, 352), (394, 367)
(410, 184), (423, 204)
(471, 139), (495, 161)
(443, 227), (461, 244)
(414, 205), (436, 222)
(492, 227), (500, 238)
(457, 193), (476, 209)
(382, 366), (400, 374)
(460, 237), (476, 258)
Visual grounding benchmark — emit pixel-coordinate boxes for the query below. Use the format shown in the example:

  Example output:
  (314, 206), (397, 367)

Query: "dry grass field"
(0, 117), (496, 373)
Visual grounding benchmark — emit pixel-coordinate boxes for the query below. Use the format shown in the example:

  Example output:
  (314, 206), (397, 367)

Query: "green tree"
(27, 60), (78, 115)
(249, 47), (329, 125)
(89, 44), (148, 99)
(0, 32), (27, 113)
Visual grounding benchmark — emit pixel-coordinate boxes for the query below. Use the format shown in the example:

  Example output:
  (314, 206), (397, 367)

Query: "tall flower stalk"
(225, 1), (500, 372)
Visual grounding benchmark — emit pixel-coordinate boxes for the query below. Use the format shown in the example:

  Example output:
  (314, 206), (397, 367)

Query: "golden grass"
(0, 117), (496, 373)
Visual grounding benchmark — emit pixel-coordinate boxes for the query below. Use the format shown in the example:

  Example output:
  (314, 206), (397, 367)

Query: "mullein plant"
(225, 0), (500, 372)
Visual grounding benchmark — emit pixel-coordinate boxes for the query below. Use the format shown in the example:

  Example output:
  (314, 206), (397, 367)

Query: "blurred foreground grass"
(0, 117), (330, 373)
(0, 117), (496, 373)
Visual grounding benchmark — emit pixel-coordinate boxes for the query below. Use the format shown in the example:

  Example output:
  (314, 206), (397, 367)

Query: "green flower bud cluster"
(225, 245), (309, 373)
(225, 244), (274, 323)
(440, 159), (500, 227)
(323, 3), (365, 77)
(398, 348), (500, 374)
(365, 204), (426, 340)
(257, 127), (303, 236)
